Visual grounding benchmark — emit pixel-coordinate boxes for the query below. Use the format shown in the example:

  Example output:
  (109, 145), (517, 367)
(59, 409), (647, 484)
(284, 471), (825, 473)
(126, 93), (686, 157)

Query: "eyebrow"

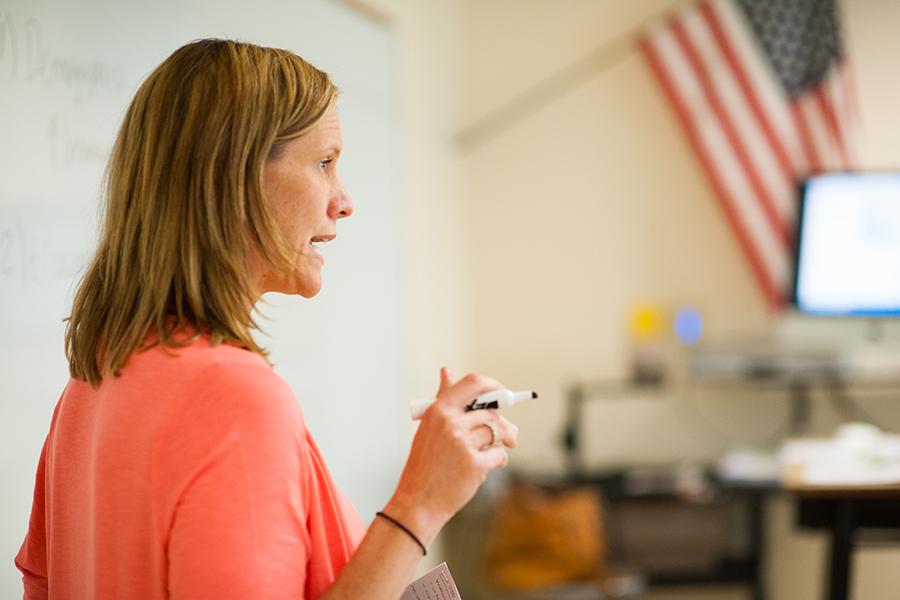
(321, 145), (342, 156)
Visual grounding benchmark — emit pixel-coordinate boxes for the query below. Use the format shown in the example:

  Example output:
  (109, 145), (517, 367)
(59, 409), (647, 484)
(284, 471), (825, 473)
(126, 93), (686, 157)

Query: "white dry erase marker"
(410, 389), (538, 420)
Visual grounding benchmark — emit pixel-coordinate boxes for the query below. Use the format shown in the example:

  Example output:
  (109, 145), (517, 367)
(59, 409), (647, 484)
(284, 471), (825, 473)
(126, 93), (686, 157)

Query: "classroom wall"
(458, 0), (900, 489)
(456, 0), (900, 599)
(375, 0), (472, 574)
(460, 0), (792, 474)
(388, 0), (473, 408)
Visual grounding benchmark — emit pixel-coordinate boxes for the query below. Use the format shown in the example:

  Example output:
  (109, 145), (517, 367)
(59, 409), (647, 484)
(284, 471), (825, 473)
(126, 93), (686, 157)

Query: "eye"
(318, 158), (333, 171)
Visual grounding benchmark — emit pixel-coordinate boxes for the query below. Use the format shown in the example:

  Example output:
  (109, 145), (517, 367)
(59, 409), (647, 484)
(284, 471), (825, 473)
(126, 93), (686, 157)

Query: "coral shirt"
(15, 335), (366, 599)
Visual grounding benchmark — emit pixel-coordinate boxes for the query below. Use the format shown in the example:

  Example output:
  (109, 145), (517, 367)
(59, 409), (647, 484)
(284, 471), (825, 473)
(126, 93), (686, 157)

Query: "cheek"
(269, 186), (315, 244)
(291, 200), (318, 242)
(263, 162), (329, 249)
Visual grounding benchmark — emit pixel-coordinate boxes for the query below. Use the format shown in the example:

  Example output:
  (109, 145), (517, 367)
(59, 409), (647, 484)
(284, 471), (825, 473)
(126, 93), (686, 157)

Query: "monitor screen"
(794, 172), (900, 316)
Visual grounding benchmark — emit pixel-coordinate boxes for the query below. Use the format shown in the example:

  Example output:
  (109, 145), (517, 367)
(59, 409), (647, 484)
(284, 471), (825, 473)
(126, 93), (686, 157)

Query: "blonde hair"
(66, 39), (338, 387)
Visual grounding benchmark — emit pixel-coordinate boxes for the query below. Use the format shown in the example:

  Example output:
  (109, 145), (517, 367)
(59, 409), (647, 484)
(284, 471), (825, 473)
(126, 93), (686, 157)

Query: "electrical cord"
(823, 373), (894, 431)
(671, 378), (794, 451)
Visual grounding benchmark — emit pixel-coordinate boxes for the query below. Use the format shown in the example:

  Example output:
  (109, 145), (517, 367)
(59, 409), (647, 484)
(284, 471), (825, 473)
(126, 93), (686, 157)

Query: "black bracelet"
(375, 511), (427, 556)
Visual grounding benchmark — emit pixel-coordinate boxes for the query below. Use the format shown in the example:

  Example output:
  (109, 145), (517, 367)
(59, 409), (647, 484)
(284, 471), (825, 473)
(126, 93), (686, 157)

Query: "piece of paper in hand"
(399, 562), (462, 600)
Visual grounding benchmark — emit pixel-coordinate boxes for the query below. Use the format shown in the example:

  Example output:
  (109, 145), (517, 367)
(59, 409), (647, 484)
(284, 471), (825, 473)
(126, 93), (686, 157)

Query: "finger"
(478, 446), (509, 471)
(437, 366), (454, 395)
(470, 422), (496, 450)
(458, 412), (518, 449)
(496, 415), (519, 449)
(437, 373), (504, 410)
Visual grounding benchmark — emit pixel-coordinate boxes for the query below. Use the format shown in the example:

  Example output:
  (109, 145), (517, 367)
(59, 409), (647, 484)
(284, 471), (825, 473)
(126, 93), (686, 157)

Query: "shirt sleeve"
(15, 433), (50, 600)
(159, 358), (313, 599)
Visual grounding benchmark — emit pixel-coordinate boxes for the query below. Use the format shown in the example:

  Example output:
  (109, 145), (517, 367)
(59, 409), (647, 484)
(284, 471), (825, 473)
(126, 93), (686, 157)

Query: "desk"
(569, 470), (775, 600)
(561, 381), (775, 599)
(561, 376), (900, 600)
(784, 469), (900, 600)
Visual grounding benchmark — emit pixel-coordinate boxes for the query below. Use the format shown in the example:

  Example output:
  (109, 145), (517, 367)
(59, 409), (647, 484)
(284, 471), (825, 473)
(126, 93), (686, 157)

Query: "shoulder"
(150, 340), (309, 481)
(130, 336), (303, 431)
(186, 340), (301, 425)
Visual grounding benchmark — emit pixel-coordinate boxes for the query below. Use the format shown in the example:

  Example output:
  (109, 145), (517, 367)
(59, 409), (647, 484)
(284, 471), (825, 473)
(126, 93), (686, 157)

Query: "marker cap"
(409, 398), (435, 420)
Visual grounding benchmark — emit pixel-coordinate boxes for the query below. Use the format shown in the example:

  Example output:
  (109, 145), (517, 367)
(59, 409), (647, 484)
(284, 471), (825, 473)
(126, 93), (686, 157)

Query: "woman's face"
(252, 105), (353, 297)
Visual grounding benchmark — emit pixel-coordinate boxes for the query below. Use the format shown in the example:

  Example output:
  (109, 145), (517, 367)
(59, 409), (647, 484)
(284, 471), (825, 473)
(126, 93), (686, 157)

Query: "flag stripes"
(640, 0), (858, 308)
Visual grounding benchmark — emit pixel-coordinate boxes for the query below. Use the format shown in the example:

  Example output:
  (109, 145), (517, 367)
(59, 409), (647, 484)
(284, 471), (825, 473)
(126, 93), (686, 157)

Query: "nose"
(329, 178), (353, 220)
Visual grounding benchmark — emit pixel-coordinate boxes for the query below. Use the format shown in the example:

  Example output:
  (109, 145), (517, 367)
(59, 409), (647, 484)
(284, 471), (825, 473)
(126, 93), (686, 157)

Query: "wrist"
(382, 492), (445, 548)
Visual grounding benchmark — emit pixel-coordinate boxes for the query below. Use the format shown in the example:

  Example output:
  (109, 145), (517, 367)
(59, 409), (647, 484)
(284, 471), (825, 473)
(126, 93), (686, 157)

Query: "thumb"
(438, 366), (455, 395)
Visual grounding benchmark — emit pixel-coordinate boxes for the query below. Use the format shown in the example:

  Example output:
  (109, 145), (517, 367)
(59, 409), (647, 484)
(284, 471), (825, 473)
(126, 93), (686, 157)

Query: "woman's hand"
(383, 368), (518, 547)
(321, 368), (518, 600)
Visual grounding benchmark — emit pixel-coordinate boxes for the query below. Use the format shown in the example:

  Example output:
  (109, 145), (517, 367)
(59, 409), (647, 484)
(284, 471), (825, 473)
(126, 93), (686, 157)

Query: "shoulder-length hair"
(66, 39), (337, 387)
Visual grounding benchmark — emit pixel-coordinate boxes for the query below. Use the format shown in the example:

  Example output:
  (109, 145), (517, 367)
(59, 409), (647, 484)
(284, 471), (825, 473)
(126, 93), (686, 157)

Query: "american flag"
(640, 0), (859, 309)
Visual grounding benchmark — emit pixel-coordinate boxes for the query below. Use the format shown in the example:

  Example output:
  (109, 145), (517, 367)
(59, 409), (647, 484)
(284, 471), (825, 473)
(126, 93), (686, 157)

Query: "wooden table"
(783, 466), (900, 600)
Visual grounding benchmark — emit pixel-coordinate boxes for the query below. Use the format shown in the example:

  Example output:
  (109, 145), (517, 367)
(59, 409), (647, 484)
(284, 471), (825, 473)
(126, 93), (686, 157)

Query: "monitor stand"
(777, 312), (900, 380)
(686, 313), (900, 435)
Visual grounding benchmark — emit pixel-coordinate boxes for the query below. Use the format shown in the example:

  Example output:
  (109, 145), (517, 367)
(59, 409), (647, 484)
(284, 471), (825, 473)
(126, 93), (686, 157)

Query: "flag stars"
(737, 0), (842, 97)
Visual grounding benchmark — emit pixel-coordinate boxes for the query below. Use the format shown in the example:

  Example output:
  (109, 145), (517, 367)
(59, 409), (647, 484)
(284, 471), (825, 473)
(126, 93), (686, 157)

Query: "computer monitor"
(793, 172), (900, 317)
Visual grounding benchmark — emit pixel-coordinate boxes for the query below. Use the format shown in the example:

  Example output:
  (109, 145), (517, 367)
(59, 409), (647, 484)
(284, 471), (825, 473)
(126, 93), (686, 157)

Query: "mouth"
(308, 234), (336, 259)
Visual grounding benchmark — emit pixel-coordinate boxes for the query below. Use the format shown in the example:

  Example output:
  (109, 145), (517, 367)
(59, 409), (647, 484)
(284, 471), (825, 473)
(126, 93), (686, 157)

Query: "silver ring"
(481, 421), (499, 448)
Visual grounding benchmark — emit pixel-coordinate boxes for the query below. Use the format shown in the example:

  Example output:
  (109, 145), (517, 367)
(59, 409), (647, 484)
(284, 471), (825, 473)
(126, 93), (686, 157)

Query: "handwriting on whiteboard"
(0, 11), (126, 97)
(0, 206), (95, 289)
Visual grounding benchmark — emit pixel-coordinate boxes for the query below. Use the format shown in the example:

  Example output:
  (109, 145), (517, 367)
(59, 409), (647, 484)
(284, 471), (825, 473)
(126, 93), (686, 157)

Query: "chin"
(264, 265), (322, 297)
(297, 285), (321, 298)
(294, 273), (323, 298)
(269, 283), (320, 298)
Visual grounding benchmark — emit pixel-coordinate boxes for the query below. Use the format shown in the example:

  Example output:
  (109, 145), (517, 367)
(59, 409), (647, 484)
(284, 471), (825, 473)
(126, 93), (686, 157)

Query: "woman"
(15, 39), (517, 599)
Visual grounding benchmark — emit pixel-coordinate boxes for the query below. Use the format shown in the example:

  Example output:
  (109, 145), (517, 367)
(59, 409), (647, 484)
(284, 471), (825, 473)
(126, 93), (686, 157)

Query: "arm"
(163, 365), (314, 599)
(15, 435), (50, 600)
(320, 370), (517, 600)
(165, 366), (515, 599)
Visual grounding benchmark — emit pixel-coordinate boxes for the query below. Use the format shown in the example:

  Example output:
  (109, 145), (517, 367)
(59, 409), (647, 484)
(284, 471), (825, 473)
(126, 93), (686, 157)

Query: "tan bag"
(483, 484), (606, 591)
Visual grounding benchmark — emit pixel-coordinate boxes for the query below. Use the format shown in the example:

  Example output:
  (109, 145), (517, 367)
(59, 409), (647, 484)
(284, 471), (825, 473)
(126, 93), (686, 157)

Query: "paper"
(400, 562), (462, 600)
(803, 464), (900, 486)
(779, 436), (900, 487)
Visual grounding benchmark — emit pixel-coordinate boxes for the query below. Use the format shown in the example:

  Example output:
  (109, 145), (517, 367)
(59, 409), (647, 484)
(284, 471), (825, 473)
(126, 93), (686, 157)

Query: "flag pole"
(454, 2), (688, 152)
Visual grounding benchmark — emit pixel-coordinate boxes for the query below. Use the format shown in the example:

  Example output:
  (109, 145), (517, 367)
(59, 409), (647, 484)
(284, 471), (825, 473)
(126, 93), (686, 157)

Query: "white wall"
(458, 0), (900, 469)
(387, 0), (473, 400)
(460, 0), (773, 473)
(363, 0), (474, 574)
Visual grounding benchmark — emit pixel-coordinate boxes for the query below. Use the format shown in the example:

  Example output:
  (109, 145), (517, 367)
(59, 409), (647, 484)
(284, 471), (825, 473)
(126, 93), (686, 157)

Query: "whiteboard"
(0, 0), (411, 592)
